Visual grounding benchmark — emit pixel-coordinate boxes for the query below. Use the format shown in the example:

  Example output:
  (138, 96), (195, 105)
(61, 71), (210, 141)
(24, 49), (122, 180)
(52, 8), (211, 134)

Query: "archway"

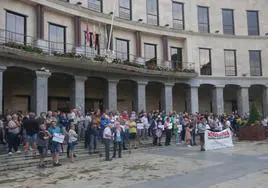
(85, 77), (107, 113)
(224, 84), (239, 114)
(198, 84), (214, 113)
(173, 83), (190, 113)
(3, 67), (35, 114)
(48, 72), (73, 112)
(117, 80), (137, 113)
(249, 84), (265, 116)
(146, 82), (164, 112)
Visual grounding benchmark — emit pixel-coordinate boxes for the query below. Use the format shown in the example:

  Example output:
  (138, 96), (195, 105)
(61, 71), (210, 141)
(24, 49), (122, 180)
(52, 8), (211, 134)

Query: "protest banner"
(204, 128), (233, 150)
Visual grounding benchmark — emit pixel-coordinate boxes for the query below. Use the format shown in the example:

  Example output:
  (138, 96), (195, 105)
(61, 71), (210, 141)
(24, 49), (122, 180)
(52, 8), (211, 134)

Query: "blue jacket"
(59, 118), (69, 128)
(100, 116), (110, 130)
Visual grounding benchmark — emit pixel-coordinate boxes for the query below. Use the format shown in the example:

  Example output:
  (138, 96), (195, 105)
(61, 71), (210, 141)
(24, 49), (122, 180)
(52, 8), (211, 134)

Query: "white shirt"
(141, 116), (149, 129)
(177, 124), (182, 133)
(166, 122), (172, 130)
(68, 129), (77, 143)
(103, 127), (112, 139)
(137, 122), (144, 130)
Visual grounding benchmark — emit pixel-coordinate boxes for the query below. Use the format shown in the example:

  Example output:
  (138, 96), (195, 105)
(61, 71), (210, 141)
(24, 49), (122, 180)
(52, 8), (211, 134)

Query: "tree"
(248, 103), (260, 125)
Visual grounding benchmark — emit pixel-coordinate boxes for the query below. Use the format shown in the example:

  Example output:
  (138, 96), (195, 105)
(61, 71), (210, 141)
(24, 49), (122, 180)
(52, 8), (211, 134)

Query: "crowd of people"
(0, 109), (247, 168)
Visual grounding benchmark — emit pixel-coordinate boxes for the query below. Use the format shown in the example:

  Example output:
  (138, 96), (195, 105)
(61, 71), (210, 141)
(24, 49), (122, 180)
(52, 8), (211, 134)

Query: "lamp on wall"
(164, 24), (170, 27)
(76, 2), (82, 6)
(138, 18), (143, 22)
(109, 11), (114, 15)
(215, 30), (220, 34)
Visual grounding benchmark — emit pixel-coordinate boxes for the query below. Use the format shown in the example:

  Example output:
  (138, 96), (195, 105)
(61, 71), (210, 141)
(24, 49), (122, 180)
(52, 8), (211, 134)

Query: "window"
(222, 9), (235, 35)
(224, 50), (237, 76)
(249, 50), (262, 76)
(247, 11), (259, 36)
(171, 47), (182, 69)
(198, 6), (210, 33)
(147, 0), (159, 26)
(88, 0), (102, 12)
(144, 43), (157, 61)
(5, 11), (26, 44)
(172, 2), (184, 30)
(116, 38), (129, 61)
(49, 23), (66, 53)
(119, 0), (131, 20)
(199, 48), (211, 75)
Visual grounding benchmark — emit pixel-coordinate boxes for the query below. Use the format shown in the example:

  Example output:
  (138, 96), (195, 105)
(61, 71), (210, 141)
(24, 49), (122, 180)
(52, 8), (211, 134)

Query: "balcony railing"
(0, 28), (195, 74)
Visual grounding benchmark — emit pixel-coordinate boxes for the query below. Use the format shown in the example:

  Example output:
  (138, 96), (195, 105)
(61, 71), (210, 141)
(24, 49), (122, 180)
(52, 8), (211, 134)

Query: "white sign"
(204, 128), (233, 150)
(52, 133), (65, 144)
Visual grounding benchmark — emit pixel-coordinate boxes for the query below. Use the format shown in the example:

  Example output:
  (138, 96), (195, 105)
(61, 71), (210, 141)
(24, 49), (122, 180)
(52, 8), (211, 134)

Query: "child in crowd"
(185, 124), (192, 147)
(37, 124), (51, 168)
(68, 124), (78, 163)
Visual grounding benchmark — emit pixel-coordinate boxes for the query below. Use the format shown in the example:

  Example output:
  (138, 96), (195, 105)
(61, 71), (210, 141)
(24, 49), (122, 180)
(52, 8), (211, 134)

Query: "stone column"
(161, 35), (169, 62)
(189, 86), (199, 114)
(135, 31), (142, 57)
(72, 76), (87, 114)
(163, 83), (174, 113)
(35, 71), (50, 116)
(137, 81), (147, 113)
(108, 80), (118, 112)
(74, 16), (81, 47)
(212, 85), (224, 115)
(237, 86), (249, 116)
(262, 86), (268, 117)
(36, 4), (44, 39)
(0, 66), (6, 115)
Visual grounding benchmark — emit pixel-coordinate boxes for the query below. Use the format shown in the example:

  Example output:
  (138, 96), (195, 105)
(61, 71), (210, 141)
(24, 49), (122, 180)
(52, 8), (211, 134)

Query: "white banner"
(52, 133), (65, 144)
(204, 128), (233, 150)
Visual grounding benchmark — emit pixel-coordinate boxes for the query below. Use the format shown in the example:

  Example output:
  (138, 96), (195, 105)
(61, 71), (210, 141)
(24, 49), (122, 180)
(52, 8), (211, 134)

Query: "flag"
(104, 24), (108, 49)
(86, 23), (91, 46)
(92, 24), (96, 48)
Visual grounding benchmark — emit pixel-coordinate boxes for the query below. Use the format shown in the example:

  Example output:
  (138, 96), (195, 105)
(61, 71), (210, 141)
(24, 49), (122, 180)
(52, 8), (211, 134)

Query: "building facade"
(0, 0), (268, 116)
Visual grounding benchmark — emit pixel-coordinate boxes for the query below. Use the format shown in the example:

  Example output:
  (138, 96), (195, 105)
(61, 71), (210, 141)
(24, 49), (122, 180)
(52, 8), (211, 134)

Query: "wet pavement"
(1, 140), (268, 188)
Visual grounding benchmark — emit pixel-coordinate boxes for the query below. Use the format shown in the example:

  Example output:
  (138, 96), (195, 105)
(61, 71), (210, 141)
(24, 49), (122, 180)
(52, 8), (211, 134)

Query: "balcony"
(0, 29), (196, 78)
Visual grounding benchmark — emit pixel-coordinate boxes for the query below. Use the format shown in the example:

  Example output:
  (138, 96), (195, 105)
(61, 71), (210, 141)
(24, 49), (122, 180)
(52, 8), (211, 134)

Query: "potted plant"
(238, 103), (266, 141)
(145, 58), (157, 70)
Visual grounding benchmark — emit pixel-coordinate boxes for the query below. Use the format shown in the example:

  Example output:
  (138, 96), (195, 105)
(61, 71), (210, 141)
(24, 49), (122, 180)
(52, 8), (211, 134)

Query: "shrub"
(248, 103), (260, 125)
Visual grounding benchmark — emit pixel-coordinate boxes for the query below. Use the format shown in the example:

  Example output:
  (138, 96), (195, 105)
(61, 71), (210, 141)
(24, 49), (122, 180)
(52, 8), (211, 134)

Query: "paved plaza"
(1, 141), (268, 188)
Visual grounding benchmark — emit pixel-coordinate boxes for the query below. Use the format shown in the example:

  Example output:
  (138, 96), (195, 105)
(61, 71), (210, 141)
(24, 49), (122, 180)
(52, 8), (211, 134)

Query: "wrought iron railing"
(0, 28), (195, 73)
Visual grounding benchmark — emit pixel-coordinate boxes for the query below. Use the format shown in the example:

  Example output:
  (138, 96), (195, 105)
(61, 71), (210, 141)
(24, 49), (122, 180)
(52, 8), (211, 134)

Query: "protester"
(103, 123), (112, 161)
(164, 117), (172, 146)
(198, 118), (207, 151)
(7, 114), (21, 155)
(68, 123), (78, 163)
(37, 124), (51, 168)
(112, 121), (123, 158)
(128, 112), (137, 150)
(185, 123), (192, 147)
(22, 112), (39, 156)
(48, 117), (63, 166)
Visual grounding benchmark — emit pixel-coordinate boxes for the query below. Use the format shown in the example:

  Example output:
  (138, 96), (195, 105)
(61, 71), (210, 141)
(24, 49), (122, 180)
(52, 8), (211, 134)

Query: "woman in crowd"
(7, 114), (21, 154)
(164, 117), (172, 146)
(128, 112), (137, 150)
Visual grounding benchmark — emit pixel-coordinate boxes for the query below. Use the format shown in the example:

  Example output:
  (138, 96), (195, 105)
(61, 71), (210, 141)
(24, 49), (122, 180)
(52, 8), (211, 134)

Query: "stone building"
(0, 0), (268, 116)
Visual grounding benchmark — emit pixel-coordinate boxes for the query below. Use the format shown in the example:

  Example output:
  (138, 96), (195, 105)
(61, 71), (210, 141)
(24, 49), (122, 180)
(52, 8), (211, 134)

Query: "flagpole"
(107, 0), (117, 51)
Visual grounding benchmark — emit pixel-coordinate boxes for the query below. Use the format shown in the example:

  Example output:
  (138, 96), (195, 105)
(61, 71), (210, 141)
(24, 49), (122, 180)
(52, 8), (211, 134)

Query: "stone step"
(0, 142), (154, 171)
